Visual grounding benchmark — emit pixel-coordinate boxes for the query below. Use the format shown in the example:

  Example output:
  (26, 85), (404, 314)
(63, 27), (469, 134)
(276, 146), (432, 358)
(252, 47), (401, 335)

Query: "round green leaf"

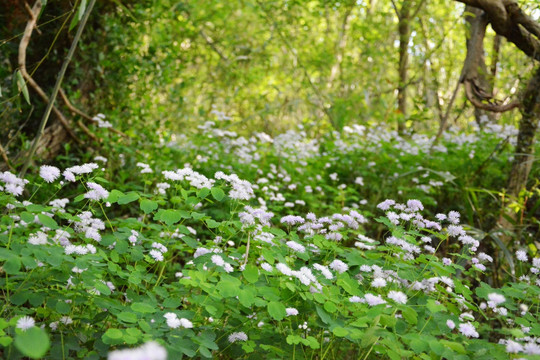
(140, 199), (158, 214)
(14, 327), (50, 359)
(267, 301), (286, 321)
(160, 209), (182, 227)
(118, 192), (140, 205)
(37, 214), (58, 229)
(211, 187), (225, 201)
(131, 302), (156, 314)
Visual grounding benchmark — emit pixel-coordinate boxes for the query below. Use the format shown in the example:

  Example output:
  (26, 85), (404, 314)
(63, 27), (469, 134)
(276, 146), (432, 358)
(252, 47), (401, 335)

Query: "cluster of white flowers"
(129, 230), (139, 245)
(92, 113), (113, 128)
(84, 182), (109, 201)
(0, 171), (29, 196)
(211, 254), (234, 273)
(163, 167), (214, 189)
(108, 341), (167, 360)
(286, 308), (299, 316)
(136, 162), (153, 174)
(163, 313), (193, 329)
(63, 163), (99, 182)
(39, 165), (61, 183)
(215, 171), (255, 200)
(228, 331), (248, 343)
(72, 211), (105, 242)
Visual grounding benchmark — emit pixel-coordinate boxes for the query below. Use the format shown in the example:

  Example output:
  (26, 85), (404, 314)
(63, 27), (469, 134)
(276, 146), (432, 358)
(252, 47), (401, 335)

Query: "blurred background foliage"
(1, 0), (536, 144)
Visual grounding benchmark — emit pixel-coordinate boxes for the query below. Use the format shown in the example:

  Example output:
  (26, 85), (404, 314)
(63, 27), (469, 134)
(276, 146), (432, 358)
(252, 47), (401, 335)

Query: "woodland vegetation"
(0, 0), (539, 359)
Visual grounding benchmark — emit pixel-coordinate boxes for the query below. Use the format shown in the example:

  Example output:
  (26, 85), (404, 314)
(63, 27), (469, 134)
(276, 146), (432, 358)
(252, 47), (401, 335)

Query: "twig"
(255, 0), (335, 127)
(59, 88), (129, 138)
(471, 136), (510, 180)
(24, 1), (42, 35)
(0, 142), (14, 171)
(431, 79), (461, 148)
(20, 0), (97, 177)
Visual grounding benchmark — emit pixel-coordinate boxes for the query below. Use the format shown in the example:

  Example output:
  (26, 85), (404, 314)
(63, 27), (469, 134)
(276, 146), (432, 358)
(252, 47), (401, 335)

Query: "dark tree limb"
(463, 80), (520, 112)
(454, 0), (540, 61)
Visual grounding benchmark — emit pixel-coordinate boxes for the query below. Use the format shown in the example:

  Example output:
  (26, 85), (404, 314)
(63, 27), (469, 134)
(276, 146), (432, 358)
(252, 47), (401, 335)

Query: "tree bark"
(507, 67), (540, 198)
(397, 0), (412, 133)
(463, 6), (496, 127)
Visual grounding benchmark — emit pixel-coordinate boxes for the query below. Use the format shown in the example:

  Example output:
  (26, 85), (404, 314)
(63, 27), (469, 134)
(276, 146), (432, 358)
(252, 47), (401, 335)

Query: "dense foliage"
(0, 0), (539, 359)
(1, 119), (539, 359)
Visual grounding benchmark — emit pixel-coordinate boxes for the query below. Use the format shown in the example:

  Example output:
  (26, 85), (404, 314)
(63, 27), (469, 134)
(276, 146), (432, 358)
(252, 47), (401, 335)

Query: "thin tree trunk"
(397, 0), (411, 133)
(507, 67), (540, 198)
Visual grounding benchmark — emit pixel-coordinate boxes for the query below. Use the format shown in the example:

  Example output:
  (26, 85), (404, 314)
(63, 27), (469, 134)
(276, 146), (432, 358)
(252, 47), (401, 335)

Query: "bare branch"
(59, 89), (128, 138)
(18, 1), (81, 144)
(390, 0), (401, 19)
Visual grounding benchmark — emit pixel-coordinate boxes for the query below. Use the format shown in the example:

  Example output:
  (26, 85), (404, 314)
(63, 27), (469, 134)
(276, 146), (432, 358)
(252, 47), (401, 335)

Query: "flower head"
(228, 331), (248, 343)
(16, 316), (35, 331)
(40, 165), (60, 183)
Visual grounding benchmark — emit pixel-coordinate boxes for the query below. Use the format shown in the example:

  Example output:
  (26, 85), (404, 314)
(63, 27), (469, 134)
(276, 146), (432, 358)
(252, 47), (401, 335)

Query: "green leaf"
(316, 305), (334, 325)
(14, 327), (50, 359)
(94, 281), (112, 296)
(55, 301), (71, 314)
(0, 336), (12, 346)
(131, 302), (156, 314)
(440, 340), (465, 354)
(217, 278), (240, 298)
(324, 301), (337, 313)
(303, 336), (319, 349)
(238, 289), (255, 307)
(15, 70), (30, 105)
(20, 212), (34, 223)
(243, 264), (259, 283)
(426, 299), (446, 313)
(267, 301), (286, 321)
(103, 328), (123, 340)
(211, 187), (225, 201)
(332, 327), (349, 337)
(78, 0), (87, 20)
(206, 219), (220, 228)
(118, 192), (140, 205)
(4, 257), (21, 274)
(107, 190), (124, 204)
(286, 334), (302, 345)
(117, 312), (137, 323)
(160, 209), (182, 227)
(261, 249), (275, 264)
(37, 214), (58, 229)
(197, 187), (210, 199)
(141, 199), (159, 213)
(401, 307), (417, 325)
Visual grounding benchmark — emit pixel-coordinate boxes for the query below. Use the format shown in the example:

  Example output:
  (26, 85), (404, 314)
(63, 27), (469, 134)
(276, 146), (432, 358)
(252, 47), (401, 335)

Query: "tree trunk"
(463, 6), (496, 127)
(507, 67), (540, 197)
(397, 0), (412, 133)
(497, 67), (540, 239)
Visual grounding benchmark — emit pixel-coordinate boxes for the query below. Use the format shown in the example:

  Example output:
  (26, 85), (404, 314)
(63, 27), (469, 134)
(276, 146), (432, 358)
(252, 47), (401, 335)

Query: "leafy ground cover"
(0, 117), (539, 359)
